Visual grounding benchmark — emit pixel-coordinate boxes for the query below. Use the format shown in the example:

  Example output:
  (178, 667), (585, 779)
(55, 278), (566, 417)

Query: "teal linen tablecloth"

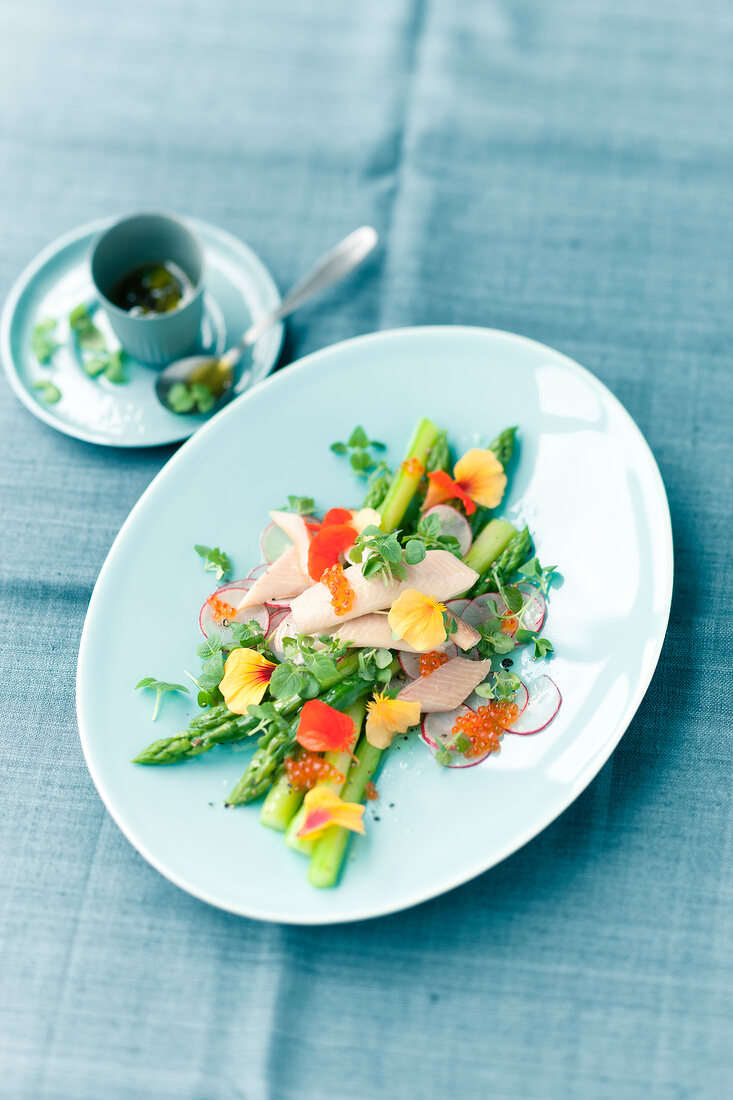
(1, 1), (731, 1097)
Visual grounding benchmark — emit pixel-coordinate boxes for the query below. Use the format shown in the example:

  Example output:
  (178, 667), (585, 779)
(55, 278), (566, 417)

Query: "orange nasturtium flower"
(307, 523), (357, 581)
(365, 693), (421, 749)
(297, 786), (366, 840)
(388, 589), (448, 652)
(423, 448), (507, 515)
(219, 648), (276, 715)
(296, 699), (357, 754)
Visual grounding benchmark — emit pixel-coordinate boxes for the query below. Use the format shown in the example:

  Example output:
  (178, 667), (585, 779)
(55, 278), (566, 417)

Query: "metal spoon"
(155, 225), (378, 412)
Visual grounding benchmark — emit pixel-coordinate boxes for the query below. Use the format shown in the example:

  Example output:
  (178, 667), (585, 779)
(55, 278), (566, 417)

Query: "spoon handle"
(224, 226), (378, 376)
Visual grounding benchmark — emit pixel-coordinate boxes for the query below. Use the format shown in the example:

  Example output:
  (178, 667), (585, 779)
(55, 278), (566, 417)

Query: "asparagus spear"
(308, 735), (384, 888)
(488, 426), (517, 469)
(132, 654), (362, 764)
(379, 417), (442, 532)
(284, 699), (367, 852)
(425, 429), (451, 474)
(463, 518), (517, 574)
(468, 525), (532, 597)
(225, 677), (372, 806)
(259, 770), (305, 832)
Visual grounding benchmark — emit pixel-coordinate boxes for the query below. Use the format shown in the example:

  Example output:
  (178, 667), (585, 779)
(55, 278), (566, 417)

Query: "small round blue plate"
(76, 327), (673, 924)
(1, 217), (283, 447)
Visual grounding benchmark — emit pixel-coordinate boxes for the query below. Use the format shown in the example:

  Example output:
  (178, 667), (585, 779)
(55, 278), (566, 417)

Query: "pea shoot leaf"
(533, 637), (554, 660)
(194, 544), (232, 581)
(196, 634), (223, 660)
(69, 303), (106, 351)
(518, 556), (558, 596)
(280, 495), (315, 515)
(32, 380), (61, 404)
(31, 318), (60, 364)
(135, 677), (189, 721)
(269, 663), (307, 700)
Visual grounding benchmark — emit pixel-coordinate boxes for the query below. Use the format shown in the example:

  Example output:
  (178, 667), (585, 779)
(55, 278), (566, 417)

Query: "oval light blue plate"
(1, 217), (283, 447)
(76, 327), (673, 924)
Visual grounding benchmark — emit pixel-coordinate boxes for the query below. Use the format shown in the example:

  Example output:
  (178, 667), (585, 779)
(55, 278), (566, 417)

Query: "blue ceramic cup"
(90, 212), (205, 366)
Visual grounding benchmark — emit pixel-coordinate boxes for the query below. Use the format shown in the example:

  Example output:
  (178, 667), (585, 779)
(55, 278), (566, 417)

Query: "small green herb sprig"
(166, 381), (216, 415)
(474, 669), (521, 702)
(268, 634), (349, 701)
(194, 544), (232, 581)
(349, 525), (425, 585)
(331, 425), (386, 470)
(278, 495), (315, 515)
(83, 348), (128, 383)
(70, 304), (129, 383)
(31, 319), (60, 364)
(32, 380), (61, 404)
(135, 677), (189, 720)
(185, 620), (268, 707)
(330, 426), (393, 508)
(70, 304), (106, 351)
(518, 556), (558, 596)
(402, 511), (462, 558)
(182, 620), (265, 704)
(474, 564), (555, 660)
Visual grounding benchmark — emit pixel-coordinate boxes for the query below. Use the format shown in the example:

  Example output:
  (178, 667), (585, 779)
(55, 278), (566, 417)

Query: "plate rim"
(0, 215), (284, 449)
(76, 325), (674, 924)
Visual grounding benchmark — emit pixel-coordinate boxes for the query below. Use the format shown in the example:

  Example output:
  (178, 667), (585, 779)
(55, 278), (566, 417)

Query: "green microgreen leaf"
(518, 556), (558, 596)
(31, 318), (60, 364)
(533, 637), (554, 660)
(167, 382), (196, 412)
(190, 382), (215, 413)
(32, 380), (61, 404)
(331, 427), (393, 484)
(196, 634), (223, 660)
(280, 495), (316, 515)
(103, 349), (127, 384)
(194, 544), (232, 581)
(167, 381), (213, 413)
(269, 663), (306, 700)
(69, 303), (106, 351)
(348, 425), (369, 449)
(135, 677), (189, 721)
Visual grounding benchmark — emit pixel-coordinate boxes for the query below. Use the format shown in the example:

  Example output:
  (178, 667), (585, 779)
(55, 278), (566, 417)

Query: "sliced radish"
(420, 707), (489, 768)
(247, 562), (270, 581)
(199, 584), (269, 641)
(398, 642), (459, 681)
(464, 680), (529, 719)
(268, 614), (306, 661)
(261, 516), (318, 564)
(266, 605), (291, 635)
(261, 522), (292, 563)
(463, 592), (519, 639)
(516, 584), (546, 633)
(445, 597), (471, 619)
(506, 675), (561, 735)
(423, 505), (473, 556)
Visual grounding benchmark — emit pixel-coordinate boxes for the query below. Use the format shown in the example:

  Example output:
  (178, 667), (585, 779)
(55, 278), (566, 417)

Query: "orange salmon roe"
(321, 562), (355, 616)
(419, 650), (450, 677)
(284, 752), (345, 791)
(401, 457), (425, 478)
(365, 781), (379, 801)
(207, 596), (237, 624)
(452, 700), (520, 758)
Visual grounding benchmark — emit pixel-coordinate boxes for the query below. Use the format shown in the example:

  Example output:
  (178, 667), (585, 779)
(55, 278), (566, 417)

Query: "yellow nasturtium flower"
(219, 648), (276, 715)
(388, 589), (448, 652)
(365, 693), (421, 749)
